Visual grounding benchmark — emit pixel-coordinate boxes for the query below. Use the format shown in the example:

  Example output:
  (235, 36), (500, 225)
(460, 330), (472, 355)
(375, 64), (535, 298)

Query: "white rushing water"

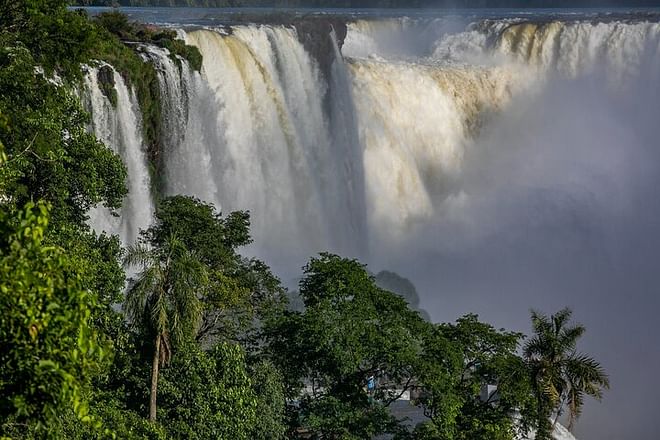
(82, 64), (154, 246)
(83, 17), (660, 266)
(341, 17), (660, 245)
(146, 26), (368, 262)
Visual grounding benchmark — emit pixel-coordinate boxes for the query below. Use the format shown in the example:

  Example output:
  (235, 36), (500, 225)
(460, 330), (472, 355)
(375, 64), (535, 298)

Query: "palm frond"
(169, 251), (206, 343)
(124, 265), (161, 328)
(527, 307), (608, 436)
(152, 286), (169, 335)
(552, 308), (573, 334)
(565, 354), (610, 394)
(558, 324), (585, 352)
(523, 335), (546, 359)
(123, 243), (156, 269)
(530, 309), (552, 335)
(566, 388), (584, 431)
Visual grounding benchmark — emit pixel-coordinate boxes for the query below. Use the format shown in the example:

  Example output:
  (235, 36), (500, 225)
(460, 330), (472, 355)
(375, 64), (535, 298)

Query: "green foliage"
(89, 24), (163, 160)
(86, 402), (168, 440)
(0, 203), (111, 438)
(267, 253), (426, 438)
(26, 397), (167, 440)
(94, 11), (203, 72)
(375, 270), (431, 321)
(96, 65), (119, 107)
(147, 195), (286, 345)
(524, 308), (609, 439)
(124, 222), (208, 421)
(0, 4), (133, 436)
(157, 343), (257, 439)
(157, 38), (203, 72)
(124, 234), (206, 345)
(0, 43), (127, 227)
(300, 395), (404, 440)
(0, 1), (98, 79)
(89, 11), (202, 170)
(147, 195), (252, 265)
(94, 10), (135, 38)
(249, 360), (287, 440)
(416, 315), (535, 440)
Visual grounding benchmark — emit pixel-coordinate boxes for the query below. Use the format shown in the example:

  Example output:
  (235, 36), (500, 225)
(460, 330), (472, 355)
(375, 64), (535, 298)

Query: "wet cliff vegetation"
(91, 10), (202, 171)
(0, 2), (608, 439)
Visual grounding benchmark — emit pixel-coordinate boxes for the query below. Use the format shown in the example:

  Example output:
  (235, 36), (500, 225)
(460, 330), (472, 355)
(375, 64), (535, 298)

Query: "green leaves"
(156, 343), (258, 440)
(0, 42), (127, 227)
(0, 0), (97, 78)
(414, 315), (533, 440)
(123, 233), (206, 346)
(268, 254), (426, 438)
(145, 196), (285, 345)
(0, 202), (111, 438)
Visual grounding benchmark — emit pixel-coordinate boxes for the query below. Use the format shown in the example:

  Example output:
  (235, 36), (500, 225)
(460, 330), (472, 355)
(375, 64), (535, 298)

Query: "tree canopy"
(266, 254), (426, 438)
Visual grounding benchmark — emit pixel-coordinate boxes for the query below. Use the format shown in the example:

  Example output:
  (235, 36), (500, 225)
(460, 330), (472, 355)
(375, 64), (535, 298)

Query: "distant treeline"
(70, 0), (660, 9)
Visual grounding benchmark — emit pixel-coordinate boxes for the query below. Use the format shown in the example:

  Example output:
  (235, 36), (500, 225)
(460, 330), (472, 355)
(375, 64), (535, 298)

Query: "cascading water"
(348, 60), (531, 238)
(182, 26), (332, 258)
(82, 64), (154, 246)
(149, 25), (368, 263)
(138, 44), (218, 203)
(338, 17), (660, 243)
(82, 15), (660, 263)
(486, 20), (660, 80)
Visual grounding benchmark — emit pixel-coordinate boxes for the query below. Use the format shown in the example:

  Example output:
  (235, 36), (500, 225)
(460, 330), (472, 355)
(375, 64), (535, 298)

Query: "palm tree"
(524, 308), (609, 439)
(123, 234), (206, 421)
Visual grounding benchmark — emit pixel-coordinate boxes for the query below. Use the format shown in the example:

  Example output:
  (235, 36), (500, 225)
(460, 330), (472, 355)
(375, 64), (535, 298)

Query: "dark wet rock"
(97, 64), (118, 107)
(293, 18), (348, 81)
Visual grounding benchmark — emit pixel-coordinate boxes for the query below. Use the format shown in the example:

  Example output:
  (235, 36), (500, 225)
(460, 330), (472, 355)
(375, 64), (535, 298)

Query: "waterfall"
(82, 16), (660, 263)
(82, 64), (154, 246)
(138, 44), (218, 203)
(339, 17), (660, 242)
(326, 28), (367, 256)
(349, 60), (530, 238)
(145, 25), (367, 263)
(486, 20), (660, 81)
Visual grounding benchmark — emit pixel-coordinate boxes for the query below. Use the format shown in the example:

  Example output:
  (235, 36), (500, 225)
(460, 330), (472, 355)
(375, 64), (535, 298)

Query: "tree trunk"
(149, 334), (161, 422)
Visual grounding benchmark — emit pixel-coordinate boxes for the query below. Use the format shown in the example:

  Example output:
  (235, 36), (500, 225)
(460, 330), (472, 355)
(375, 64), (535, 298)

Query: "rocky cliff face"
(96, 64), (117, 106)
(293, 17), (348, 80)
